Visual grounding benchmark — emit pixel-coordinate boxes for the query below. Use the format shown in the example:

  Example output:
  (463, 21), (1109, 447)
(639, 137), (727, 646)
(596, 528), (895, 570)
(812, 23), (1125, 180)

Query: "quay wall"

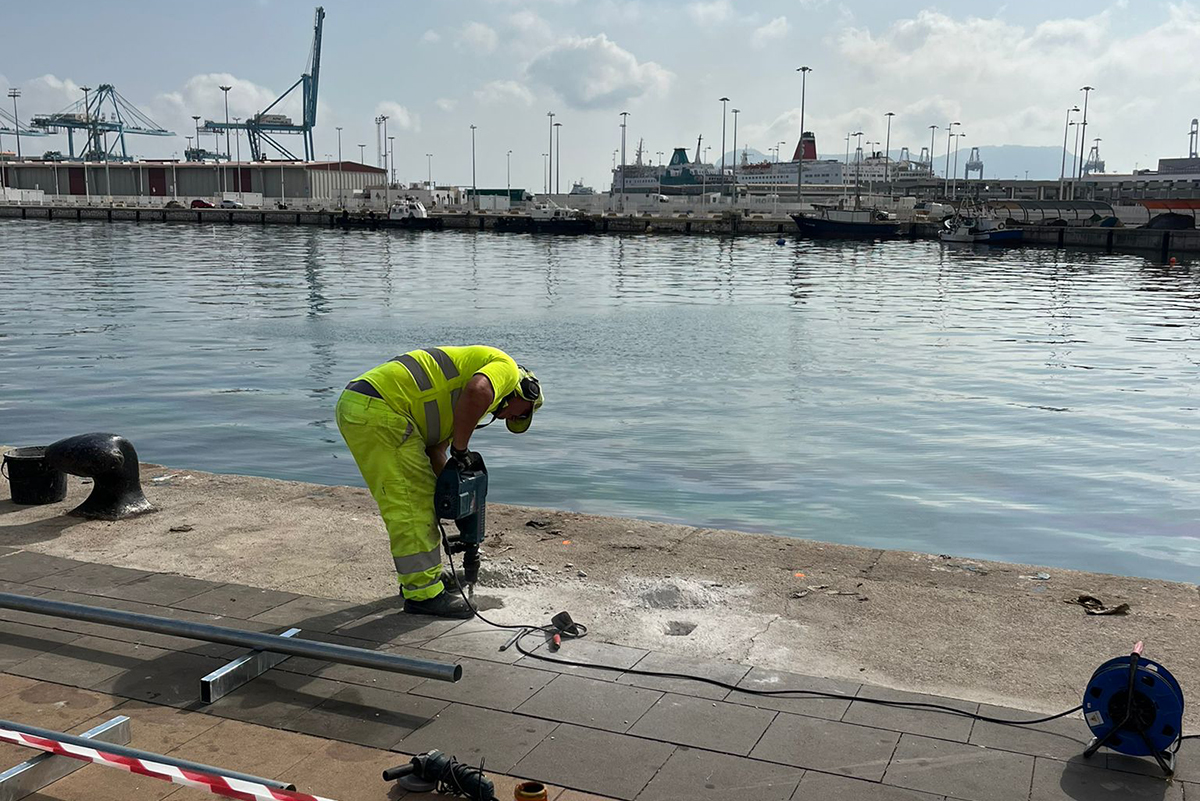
(1, 203), (1197, 258)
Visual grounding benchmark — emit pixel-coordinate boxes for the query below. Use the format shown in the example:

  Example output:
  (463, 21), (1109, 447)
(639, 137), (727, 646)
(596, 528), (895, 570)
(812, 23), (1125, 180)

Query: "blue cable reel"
(1082, 642), (1184, 776)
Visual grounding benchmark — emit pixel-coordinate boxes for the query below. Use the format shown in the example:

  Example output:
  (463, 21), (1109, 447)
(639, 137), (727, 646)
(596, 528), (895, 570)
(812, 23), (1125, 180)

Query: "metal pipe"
(0, 717), (294, 790)
(0, 592), (460, 683)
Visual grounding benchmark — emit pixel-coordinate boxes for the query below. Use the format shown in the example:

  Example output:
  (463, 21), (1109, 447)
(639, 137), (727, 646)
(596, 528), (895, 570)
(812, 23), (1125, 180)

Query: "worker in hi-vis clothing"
(336, 346), (543, 619)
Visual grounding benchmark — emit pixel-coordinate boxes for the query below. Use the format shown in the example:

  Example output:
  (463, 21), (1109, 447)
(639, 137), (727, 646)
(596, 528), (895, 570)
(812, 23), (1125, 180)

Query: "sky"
(1, 1), (1197, 189)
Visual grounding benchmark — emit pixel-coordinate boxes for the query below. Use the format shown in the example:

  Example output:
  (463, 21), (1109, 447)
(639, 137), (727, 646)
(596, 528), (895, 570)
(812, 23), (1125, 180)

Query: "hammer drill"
(434, 454), (487, 597)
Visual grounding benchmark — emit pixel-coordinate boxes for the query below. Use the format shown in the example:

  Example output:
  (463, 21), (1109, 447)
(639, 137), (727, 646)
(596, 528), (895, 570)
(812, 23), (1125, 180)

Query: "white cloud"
(421, 30), (441, 43)
(456, 22), (499, 54)
(435, 98), (458, 112)
(527, 34), (673, 110)
(474, 80), (535, 106)
(374, 101), (420, 133)
(688, 0), (732, 26)
(751, 16), (789, 46)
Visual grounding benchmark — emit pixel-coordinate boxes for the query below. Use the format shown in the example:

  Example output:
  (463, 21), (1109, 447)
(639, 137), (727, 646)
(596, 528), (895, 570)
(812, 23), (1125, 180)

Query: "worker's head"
(496, 367), (543, 433)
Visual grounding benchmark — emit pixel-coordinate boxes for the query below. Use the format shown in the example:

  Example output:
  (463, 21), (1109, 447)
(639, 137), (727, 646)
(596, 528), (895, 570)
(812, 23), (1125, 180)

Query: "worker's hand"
(449, 445), (483, 473)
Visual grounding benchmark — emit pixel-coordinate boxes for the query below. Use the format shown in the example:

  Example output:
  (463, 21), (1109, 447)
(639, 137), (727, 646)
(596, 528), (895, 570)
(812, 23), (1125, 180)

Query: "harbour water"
(2, 219), (1198, 582)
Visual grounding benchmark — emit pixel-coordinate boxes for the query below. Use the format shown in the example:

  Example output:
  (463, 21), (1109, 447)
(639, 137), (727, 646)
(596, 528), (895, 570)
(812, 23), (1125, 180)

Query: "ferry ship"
(611, 138), (734, 196)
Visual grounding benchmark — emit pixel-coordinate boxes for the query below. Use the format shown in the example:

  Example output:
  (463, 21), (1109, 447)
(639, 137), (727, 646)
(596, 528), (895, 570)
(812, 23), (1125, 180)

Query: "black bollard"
(45, 433), (156, 520)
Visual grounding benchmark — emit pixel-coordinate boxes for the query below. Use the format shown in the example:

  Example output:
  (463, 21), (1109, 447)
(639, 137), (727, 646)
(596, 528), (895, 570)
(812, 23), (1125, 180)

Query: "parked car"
(219, 199), (244, 209)
(190, 199), (214, 209)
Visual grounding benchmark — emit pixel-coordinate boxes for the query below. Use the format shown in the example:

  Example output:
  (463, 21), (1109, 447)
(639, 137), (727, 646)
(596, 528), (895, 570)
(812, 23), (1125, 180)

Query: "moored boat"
(940, 211), (1022, 245)
(791, 207), (901, 239)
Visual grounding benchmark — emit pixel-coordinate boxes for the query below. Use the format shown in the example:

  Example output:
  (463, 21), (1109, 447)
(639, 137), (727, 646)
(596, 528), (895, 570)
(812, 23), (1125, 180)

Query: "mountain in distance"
(719, 145), (1086, 180)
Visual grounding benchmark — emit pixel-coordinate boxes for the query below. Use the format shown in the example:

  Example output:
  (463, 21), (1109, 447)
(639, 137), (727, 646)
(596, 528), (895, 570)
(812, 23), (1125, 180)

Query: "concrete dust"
(2, 459), (1199, 729)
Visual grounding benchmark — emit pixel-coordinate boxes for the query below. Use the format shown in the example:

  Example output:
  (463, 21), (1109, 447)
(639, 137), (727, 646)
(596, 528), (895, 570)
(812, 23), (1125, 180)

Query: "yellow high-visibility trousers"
(335, 390), (445, 601)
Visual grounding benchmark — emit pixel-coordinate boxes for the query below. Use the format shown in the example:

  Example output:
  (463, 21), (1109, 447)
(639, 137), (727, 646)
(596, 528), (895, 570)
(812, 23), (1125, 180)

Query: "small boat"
(791, 206), (901, 239)
(386, 197), (443, 229)
(568, 180), (595, 196)
(494, 200), (595, 234)
(940, 213), (1022, 245)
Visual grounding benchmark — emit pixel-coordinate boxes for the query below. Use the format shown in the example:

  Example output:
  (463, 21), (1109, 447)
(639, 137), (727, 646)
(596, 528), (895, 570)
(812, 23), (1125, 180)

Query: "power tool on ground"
(435, 454), (488, 597)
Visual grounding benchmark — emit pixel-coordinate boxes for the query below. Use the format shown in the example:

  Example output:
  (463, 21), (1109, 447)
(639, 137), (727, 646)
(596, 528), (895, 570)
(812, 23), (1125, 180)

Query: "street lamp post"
(553, 121), (562, 194)
(943, 121), (960, 197)
(546, 111), (555, 193)
(388, 136), (396, 186)
(542, 153), (548, 194)
(1075, 85), (1095, 198)
(232, 117), (242, 202)
(619, 111), (629, 211)
(219, 85), (232, 159)
(336, 126), (343, 208)
(426, 153), (433, 188)
(1059, 106), (1079, 200)
(796, 66), (811, 204)
(380, 115), (389, 179)
(506, 149), (512, 199)
(927, 124), (938, 182)
(191, 116), (201, 161)
(951, 132), (964, 199)
(469, 124), (477, 211)
(731, 108), (739, 206)
(883, 111), (894, 191)
(718, 96), (729, 203)
(8, 88), (21, 160)
(853, 131), (863, 207)
(1070, 121), (1081, 199)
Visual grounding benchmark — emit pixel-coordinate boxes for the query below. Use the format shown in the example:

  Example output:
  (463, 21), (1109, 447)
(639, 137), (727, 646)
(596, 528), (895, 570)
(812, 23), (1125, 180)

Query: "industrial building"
(0, 159), (384, 206)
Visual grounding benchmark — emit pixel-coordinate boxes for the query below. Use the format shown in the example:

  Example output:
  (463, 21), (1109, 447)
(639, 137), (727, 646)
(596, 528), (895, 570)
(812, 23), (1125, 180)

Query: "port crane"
(202, 6), (324, 161)
(964, 147), (983, 180)
(1083, 139), (1105, 175)
(0, 107), (49, 155)
(30, 85), (172, 161)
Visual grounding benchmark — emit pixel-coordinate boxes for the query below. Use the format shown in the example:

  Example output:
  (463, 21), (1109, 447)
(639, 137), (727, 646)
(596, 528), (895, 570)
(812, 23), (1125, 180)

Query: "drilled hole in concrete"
(664, 620), (697, 636)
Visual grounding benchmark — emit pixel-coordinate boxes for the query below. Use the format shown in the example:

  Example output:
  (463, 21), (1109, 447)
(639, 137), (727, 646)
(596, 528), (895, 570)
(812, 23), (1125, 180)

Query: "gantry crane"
(30, 84), (172, 161)
(0, 107), (49, 156)
(201, 6), (324, 161)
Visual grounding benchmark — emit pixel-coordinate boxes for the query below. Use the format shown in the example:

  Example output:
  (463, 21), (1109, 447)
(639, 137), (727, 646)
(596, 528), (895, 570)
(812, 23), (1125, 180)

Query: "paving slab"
(0, 619), (80, 670)
(201, 670), (345, 729)
(512, 723), (675, 800)
(76, 698), (223, 752)
(272, 739), (410, 801)
(27, 561), (151, 593)
(968, 704), (1090, 761)
(1029, 755), (1183, 801)
(616, 650), (749, 701)
(91, 648), (227, 707)
(251, 595), (382, 632)
(0, 551), (85, 583)
(171, 583), (301, 618)
(750, 712), (899, 781)
(94, 572), (225, 606)
(636, 746), (803, 801)
(397, 703), (558, 772)
(164, 718), (327, 781)
(309, 643), (438, 693)
(336, 606), (465, 648)
(629, 693), (776, 756)
(26, 761), (182, 801)
(883, 733), (1035, 801)
(517, 674), (661, 733)
(0, 681), (122, 734)
(726, 667), (859, 722)
(0, 673), (39, 701)
(419, 617), (525, 663)
(791, 771), (944, 801)
(1104, 737), (1197, 784)
(5, 634), (174, 689)
(287, 683), (449, 748)
(516, 638), (649, 681)
(843, 685), (979, 742)
(411, 656), (554, 712)
(0, 579), (52, 596)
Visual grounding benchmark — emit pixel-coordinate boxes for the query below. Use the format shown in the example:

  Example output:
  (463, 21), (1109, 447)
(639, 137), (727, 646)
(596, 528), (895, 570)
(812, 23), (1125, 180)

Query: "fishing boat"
(791, 206), (902, 239)
(386, 197), (443, 229)
(940, 211), (1022, 245)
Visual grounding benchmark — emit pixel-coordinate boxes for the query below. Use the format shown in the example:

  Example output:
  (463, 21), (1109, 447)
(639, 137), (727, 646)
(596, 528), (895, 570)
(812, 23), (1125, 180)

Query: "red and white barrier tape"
(0, 726), (337, 801)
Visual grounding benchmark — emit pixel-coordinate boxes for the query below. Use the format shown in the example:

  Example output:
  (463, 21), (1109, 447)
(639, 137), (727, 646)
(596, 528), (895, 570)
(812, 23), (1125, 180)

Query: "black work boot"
(440, 568), (459, 591)
(404, 590), (474, 619)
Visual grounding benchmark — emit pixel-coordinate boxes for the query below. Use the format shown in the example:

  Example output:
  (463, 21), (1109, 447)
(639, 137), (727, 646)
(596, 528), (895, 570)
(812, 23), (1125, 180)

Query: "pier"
(3, 202), (1198, 258)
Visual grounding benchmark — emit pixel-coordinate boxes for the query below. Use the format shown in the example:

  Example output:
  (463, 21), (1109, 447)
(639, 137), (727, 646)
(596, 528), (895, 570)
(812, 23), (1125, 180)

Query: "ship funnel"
(792, 131), (816, 162)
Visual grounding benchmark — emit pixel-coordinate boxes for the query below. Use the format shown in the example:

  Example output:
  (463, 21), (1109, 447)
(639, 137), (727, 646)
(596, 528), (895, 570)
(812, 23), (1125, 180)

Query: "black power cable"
(441, 537), (1083, 729)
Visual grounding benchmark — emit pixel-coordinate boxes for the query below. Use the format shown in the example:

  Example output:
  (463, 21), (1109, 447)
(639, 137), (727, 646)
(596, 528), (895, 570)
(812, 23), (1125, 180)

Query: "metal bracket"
(200, 628), (300, 704)
(0, 716), (131, 801)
